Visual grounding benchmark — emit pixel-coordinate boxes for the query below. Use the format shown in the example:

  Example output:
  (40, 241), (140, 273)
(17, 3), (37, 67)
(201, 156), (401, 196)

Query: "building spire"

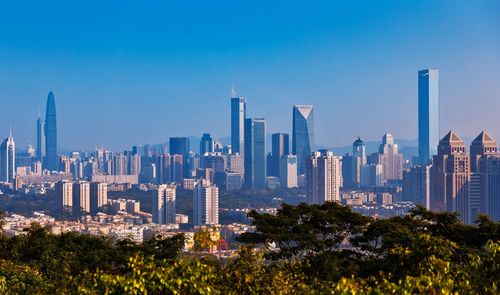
(9, 126), (12, 138)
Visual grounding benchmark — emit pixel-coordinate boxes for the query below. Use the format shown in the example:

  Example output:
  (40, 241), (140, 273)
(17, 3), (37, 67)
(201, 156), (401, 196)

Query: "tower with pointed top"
(469, 131), (500, 222)
(0, 129), (16, 182)
(44, 91), (58, 171)
(431, 131), (470, 223)
(292, 105), (315, 175)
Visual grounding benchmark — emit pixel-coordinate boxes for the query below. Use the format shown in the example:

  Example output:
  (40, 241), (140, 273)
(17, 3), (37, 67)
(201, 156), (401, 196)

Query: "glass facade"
(44, 91), (58, 171)
(231, 97), (246, 156)
(292, 105), (315, 175)
(244, 118), (266, 189)
(418, 69), (439, 164)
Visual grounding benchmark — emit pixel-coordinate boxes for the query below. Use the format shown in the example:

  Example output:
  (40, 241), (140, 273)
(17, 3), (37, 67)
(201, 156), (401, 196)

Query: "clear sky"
(0, 0), (499, 151)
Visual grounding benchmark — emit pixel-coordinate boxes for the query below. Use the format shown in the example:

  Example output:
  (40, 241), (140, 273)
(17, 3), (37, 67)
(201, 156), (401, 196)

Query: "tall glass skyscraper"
(200, 133), (214, 155)
(418, 69), (439, 164)
(231, 96), (246, 156)
(36, 114), (45, 162)
(169, 137), (190, 155)
(244, 118), (266, 189)
(292, 105), (315, 175)
(0, 130), (15, 182)
(44, 91), (58, 171)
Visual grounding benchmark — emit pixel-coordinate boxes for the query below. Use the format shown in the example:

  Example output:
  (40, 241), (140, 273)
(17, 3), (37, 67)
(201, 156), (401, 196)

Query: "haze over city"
(1, 0), (499, 151)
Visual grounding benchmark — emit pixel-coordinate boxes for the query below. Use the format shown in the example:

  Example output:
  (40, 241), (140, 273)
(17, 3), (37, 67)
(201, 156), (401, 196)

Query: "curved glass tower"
(44, 91), (58, 171)
(292, 105), (315, 175)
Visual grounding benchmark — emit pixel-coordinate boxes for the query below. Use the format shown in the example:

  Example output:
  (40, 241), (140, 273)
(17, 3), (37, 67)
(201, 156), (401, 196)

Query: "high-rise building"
(431, 131), (470, 223)
(244, 118), (266, 189)
(113, 154), (128, 175)
(469, 131), (500, 222)
(268, 133), (289, 178)
(55, 180), (73, 210)
(231, 96), (246, 157)
(376, 133), (403, 184)
(361, 164), (383, 187)
(280, 154), (298, 188)
(402, 164), (432, 209)
(73, 181), (90, 213)
(171, 154), (184, 182)
(44, 91), (58, 171)
(169, 137), (190, 155)
(418, 69), (439, 164)
(36, 115), (45, 163)
(352, 137), (367, 187)
(292, 105), (315, 175)
(156, 154), (171, 184)
(153, 184), (176, 224)
(193, 180), (219, 226)
(0, 130), (15, 182)
(128, 154), (141, 175)
(306, 150), (342, 204)
(90, 182), (108, 215)
(227, 153), (244, 174)
(200, 133), (214, 155)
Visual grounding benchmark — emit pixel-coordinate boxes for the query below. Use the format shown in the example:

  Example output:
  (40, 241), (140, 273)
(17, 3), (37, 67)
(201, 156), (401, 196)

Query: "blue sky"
(0, 0), (499, 151)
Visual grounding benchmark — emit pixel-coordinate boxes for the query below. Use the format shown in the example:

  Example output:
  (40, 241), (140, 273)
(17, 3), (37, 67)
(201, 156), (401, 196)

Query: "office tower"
(292, 105), (315, 175)
(193, 180), (219, 225)
(431, 131), (470, 223)
(171, 154), (184, 182)
(55, 180), (73, 210)
(44, 91), (58, 171)
(200, 133), (214, 155)
(268, 133), (289, 177)
(226, 172), (243, 191)
(418, 69), (439, 164)
(72, 160), (83, 179)
(231, 96), (246, 157)
(113, 154), (127, 175)
(244, 118), (266, 189)
(341, 154), (354, 188)
(376, 133), (403, 184)
(200, 154), (226, 187)
(0, 130), (15, 182)
(306, 150), (342, 204)
(352, 137), (367, 187)
(156, 154), (171, 184)
(153, 184), (176, 224)
(128, 154), (141, 175)
(73, 181), (90, 213)
(90, 182), (108, 215)
(227, 153), (244, 174)
(280, 154), (298, 188)
(361, 164), (383, 187)
(469, 131), (500, 222)
(402, 165), (432, 209)
(169, 137), (190, 155)
(36, 115), (45, 163)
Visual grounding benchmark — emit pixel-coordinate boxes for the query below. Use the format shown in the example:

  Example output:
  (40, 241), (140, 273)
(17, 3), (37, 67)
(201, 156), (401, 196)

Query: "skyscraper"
(418, 69), (439, 164)
(44, 91), (58, 171)
(36, 115), (45, 163)
(431, 131), (470, 223)
(0, 130), (15, 182)
(280, 154), (298, 188)
(153, 184), (177, 224)
(469, 131), (500, 222)
(73, 181), (90, 214)
(231, 96), (246, 157)
(169, 137), (190, 155)
(376, 133), (403, 184)
(292, 105), (315, 175)
(193, 180), (219, 226)
(268, 133), (289, 177)
(306, 150), (342, 204)
(90, 182), (108, 215)
(352, 137), (367, 187)
(55, 180), (73, 210)
(200, 133), (214, 155)
(244, 118), (266, 189)
(403, 164), (432, 209)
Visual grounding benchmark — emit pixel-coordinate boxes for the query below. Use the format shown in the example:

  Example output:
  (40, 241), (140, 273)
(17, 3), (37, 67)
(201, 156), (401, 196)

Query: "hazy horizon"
(1, 1), (499, 151)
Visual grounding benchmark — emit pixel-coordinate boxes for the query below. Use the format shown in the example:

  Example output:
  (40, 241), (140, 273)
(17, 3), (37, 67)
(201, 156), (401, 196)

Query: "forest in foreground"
(0, 202), (499, 294)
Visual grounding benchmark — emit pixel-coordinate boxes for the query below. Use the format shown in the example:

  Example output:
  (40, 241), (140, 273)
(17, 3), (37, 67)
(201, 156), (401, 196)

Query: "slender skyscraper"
(44, 91), (58, 171)
(244, 118), (266, 189)
(268, 133), (289, 178)
(200, 133), (214, 155)
(36, 114), (45, 163)
(292, 105), (315, 175)
(231, 93), (246, 157)
(418, 69), (439, 164)
(0, 130), (15, 182)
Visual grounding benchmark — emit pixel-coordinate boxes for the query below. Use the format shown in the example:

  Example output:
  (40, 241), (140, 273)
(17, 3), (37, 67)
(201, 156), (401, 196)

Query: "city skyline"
(0, 1), (499, 150)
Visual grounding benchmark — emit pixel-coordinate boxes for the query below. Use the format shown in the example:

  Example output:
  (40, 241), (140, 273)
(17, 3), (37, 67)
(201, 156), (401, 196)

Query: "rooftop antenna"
(9, 126), (12, 137)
